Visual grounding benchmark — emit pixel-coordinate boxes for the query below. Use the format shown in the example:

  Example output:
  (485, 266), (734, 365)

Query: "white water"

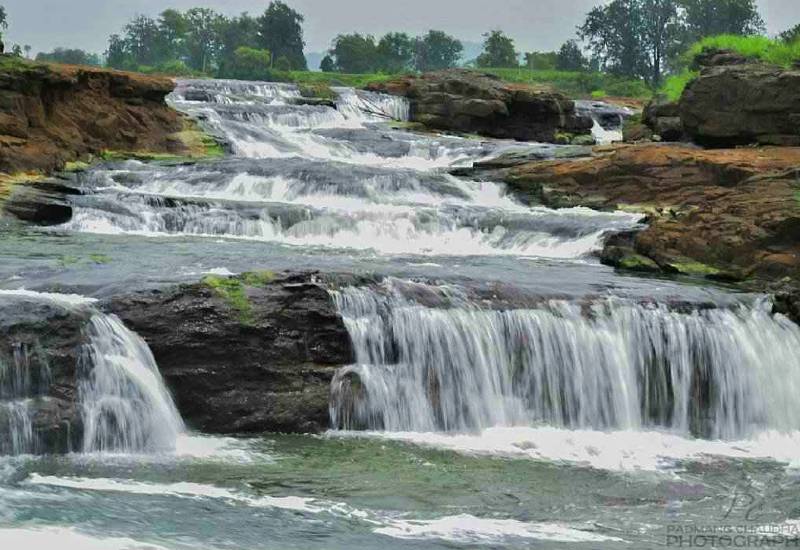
(63, 79), (642, 258)
(330, 282), (800, 442)
(0, 290), (184, 456)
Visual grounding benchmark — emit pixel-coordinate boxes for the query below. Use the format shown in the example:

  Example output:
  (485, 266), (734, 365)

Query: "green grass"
(662, 34), (800, 101)
(202, 271), (276, 325)
(272, 70), (397, 88)
(474, 67), (651, 98)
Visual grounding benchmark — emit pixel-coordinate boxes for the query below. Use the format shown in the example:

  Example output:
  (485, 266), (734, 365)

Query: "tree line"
(101, 1), (307, 78)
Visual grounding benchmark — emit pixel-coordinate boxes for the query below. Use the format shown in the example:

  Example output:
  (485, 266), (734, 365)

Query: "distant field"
(475, 67), (652, 99)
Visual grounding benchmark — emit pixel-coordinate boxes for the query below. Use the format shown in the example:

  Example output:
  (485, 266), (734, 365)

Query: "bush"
(225, 47), (272, 80)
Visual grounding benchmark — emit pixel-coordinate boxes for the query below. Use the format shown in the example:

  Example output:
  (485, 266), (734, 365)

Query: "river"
(0, 79), (799, 549)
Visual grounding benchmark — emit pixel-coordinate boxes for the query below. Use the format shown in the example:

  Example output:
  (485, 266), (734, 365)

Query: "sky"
(4, 0), (800, 57)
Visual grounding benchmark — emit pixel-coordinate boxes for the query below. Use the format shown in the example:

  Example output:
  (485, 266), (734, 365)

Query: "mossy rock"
(202, 271), (276, 325)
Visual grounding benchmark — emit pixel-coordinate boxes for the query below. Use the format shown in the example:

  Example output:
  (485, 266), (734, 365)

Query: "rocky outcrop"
(0, 295), (91, 454)
(643, 98), (685, 142)
(502, 143), (800, 282)
(0, 58), (185, 175)
(367, 69), (592, 142)
(679, 63), (800, 146)
(109, 271), (354, 435)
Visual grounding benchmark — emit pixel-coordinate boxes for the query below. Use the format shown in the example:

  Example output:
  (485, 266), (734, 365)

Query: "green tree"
(36, 48), (102, 66)
(377, 32), (414, 72)
(524, 51), (557, 70)
(414, 30), (463, 71)
(555, 40), (587, 71)
(106, 34), (131, 70)
(257, 1), (307, 70)
(328, 33), (378, 73)
(123, 15), (163, 66)
(476, 30), (518, 68)
(579, 0), (682, 85)
(678, 0), (764, 40)
(780, 24), (800, 43)
(217, 13), (260, 77)
(157, 9), (188, 62)
(320, 54), (335, 72)
(226, 46), (271, 79)
(183, 8), (224, 73)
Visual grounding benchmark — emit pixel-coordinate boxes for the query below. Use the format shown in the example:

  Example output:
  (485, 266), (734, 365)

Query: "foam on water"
(0, 527), (170, 550)
(375, 514), (625, 544)
(337, 427), (800, 473)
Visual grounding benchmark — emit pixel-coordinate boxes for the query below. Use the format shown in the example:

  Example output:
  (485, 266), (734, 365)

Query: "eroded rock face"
(108, 272), (355, 435)
(680, 64), (800, 146)
(0, 60), (184, 174)
(503, 143), (800, 282)
(0, 296), (90, 454)
(367, 69), (592, 142)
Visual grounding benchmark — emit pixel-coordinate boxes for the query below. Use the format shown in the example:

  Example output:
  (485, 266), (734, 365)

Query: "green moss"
(89, 254), (112, 264)
(63, 160), (91, 172)
(202, 271), (275, 325)
(619, 254), (660, 272)
(298, 82), (336, 100)
(668, 260), (721, 277)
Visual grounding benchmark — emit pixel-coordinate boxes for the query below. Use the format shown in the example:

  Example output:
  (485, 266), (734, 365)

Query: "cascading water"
(330, 280), (800, 440)
(60, 79), (642, 259)
(79, 313), (184, 453)
(0, 291), (183, 456)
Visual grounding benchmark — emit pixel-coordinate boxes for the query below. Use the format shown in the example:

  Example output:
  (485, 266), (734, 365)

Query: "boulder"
(691, 48), (752, 70)
(109, 271), (354, 435)
(643, 98), (686, 142)
(0, 295), (90, 454)
(367, 69), (592, 142)
(680, 64), (800, 146)
(504, 143), (800, 282)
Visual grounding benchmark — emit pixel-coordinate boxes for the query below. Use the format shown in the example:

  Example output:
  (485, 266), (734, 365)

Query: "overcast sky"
(4, 0), (799, 56)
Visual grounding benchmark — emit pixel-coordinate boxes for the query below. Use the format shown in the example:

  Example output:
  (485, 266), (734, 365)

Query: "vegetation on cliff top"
(662, 34), (800, 100)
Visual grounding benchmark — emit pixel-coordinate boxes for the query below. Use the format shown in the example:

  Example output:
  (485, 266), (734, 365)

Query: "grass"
(661, 34), (800, 101)
(273, 70), (397, 88)
(202, 271), (276, 325)
(475, 67), (652, 98)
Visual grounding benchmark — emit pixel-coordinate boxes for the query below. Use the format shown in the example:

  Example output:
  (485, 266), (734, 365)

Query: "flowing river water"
(0, 80), (799, 549)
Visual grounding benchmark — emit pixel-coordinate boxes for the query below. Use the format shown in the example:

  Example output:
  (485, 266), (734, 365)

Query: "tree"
(328, 33), (378, 73)
(414, 30), (463, 71)
(377, 32), (414, 72)
(182, 8), (224, 73)
(123, 15), (163, 66)
(257, 1), (307, 70)
(23, 45), (31, 59)
(225, 46), (271, 80)
(0, 6), (7, 41)
(36, 48), (102, 66)
(217, 13), (260, 76)
(555, 40), (587, 71)
(320, 54), (335, 72)
(524, 51), (557, 70)
(679, 0), (765, 40)
(780, 24), (800, 44)
(157, 9), (188, 62)
(476, 30), (518, 68)
(106, 34), (131, 70)
(579, 0), (682, 85)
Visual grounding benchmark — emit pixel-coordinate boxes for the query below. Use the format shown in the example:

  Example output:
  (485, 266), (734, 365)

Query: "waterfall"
(79, 314), (184, 453)
(330, 281), (800, 440)
(0, 291), (183, 455)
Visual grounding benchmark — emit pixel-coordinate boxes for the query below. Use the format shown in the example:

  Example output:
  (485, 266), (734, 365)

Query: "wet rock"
(0, 296), (91, 454)
(108, 271), (355, 435)
(505, 143), (800, 282)
(680, 64), (800, 146)
(367, 69), (592, 143)
(3, 179), (79, 225)
(642, 98), (686, 142)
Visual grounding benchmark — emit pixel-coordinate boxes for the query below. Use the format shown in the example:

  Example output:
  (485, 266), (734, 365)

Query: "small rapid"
(0, 290), (183, 456)
(330, 280), (800, 442)
(58, 79), (640, 259)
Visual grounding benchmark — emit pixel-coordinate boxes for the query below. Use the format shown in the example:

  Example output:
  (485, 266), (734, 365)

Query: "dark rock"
(367, 69), (592, 143)
(680, 64), (800, 146)
(0, 295), (90, 454)
(623, 121), (653, 143)
(109, 271), (354, 435)
(3, 180), (78, 225)
(643, 98), (686, 142)
(691, 48), (751, 70)
(290, 97), (337, 108)
(183, 89), (214, 102)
